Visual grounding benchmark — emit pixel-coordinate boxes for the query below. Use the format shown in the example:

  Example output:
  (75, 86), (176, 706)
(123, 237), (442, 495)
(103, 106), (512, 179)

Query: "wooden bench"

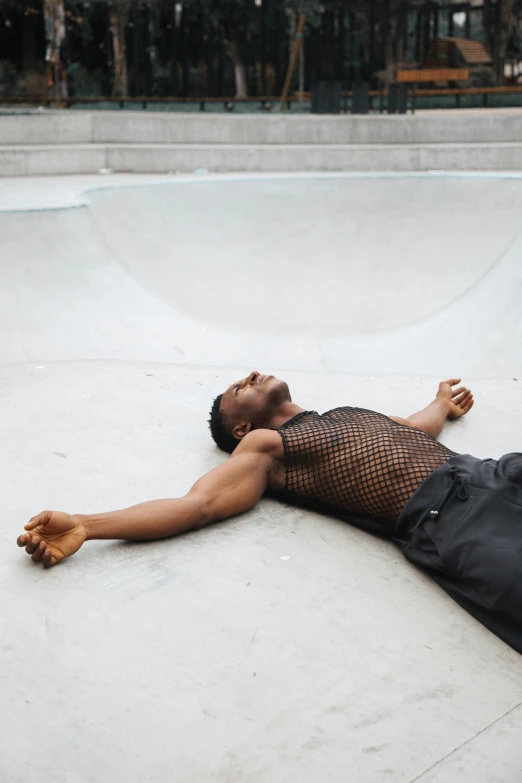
(397, 68), (470, 84)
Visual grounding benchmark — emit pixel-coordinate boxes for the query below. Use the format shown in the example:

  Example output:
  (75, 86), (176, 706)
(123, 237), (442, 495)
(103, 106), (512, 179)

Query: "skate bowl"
(1, 172), (522, 376)
(2, 171), (522, 783)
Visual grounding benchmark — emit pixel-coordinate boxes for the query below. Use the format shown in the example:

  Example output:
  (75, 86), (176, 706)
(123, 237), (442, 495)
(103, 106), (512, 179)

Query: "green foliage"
(506, 1), (522, 61)
(66, 61), (112, 94)
(2, 0), (520, 98)
(0, 60), (21, 95)
(468, 65), (497, 86)
(0, 1), (41, 10)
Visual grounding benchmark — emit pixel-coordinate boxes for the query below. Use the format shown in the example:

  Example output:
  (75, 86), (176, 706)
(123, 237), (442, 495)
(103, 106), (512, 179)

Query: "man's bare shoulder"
(234, 429), (283, 458)
(232, 430), (285, 495)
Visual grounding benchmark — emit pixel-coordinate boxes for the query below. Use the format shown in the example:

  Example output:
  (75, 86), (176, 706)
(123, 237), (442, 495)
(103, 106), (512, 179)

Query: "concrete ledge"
(2, 142), (522, 176)
(0, 144), (106, 176)
(2, 111), (522, 175)
(0, 113), (92, 145)
(1, 111), (522, 146)
(92, 112), (522, 145)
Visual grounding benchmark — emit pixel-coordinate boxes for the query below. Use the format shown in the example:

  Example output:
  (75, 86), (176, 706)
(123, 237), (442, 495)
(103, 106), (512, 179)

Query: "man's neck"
(264, 402), (305, 430)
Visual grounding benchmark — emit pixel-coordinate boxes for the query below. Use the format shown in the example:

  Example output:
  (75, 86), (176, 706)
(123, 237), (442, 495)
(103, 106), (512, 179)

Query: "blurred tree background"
(0, 0), (521, 99)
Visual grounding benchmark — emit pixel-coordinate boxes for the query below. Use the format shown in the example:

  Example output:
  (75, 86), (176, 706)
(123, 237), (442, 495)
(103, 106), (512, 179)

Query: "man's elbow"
(389, 415), (413, 428)
(182, 492), (216, 530)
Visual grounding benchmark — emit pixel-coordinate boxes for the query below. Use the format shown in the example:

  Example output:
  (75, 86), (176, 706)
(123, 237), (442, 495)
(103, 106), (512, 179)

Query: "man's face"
(220, 371), (291, 436)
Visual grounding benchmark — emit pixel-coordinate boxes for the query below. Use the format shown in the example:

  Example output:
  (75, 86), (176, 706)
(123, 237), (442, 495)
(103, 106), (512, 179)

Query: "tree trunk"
(483, 0), (494, 59)
(110, 9), (128, 96)
(228, 27), (248, 98)
(395, 2), (407, 64)
(493, 0), (517, 83)
(43, 0), (65, 106)
(381, 0), (394, 81)
(289, 10), (296, 64)
(22, 13), (38, 74)
(233, 60), (248, 98)
(422, 6), (431, 63)
(324, 10), (335, 80)
(299, 30), (305, 108)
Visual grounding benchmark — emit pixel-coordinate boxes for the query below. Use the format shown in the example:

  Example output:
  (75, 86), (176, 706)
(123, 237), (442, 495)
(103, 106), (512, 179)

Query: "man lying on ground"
(17, 372), (522, 654)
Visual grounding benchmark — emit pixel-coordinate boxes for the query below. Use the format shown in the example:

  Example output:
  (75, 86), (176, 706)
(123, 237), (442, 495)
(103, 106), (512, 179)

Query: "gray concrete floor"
(1, 173), (522, 783)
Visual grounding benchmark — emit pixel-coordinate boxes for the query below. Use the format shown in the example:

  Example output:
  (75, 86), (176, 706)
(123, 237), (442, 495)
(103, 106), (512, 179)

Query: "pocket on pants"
(423, 488), (522, 616)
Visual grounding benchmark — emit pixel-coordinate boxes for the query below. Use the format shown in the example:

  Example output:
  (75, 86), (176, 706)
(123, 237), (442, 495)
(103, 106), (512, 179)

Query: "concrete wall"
(2, 142), (522, 176)
(1, 111), (522, 145)
(1, 110), (522, 175)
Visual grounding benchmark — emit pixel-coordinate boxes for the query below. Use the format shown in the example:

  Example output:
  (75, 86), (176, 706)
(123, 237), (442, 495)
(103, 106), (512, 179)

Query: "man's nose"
(248, 371), (259, 385)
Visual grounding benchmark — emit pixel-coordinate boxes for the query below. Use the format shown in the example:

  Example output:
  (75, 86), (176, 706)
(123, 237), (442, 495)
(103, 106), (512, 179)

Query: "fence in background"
(2, 85), (522, 113)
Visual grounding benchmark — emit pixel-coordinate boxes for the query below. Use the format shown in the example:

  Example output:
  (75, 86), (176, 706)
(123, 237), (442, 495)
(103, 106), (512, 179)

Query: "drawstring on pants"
(428, 466), (470, 520)
(408, 466), (470, 536)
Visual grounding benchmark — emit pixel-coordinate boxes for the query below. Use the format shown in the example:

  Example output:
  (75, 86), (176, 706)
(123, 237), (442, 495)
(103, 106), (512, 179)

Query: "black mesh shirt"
(277, 407), (456, 530)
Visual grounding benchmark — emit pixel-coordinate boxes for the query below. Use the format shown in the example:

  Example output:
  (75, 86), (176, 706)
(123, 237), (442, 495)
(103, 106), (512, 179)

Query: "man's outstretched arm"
(389, 379), (474, 439)
(16, 432), (272, 568)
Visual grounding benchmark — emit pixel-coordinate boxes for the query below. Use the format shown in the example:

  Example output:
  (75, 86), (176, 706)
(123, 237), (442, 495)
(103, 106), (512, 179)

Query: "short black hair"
(208, 393), (240, 453)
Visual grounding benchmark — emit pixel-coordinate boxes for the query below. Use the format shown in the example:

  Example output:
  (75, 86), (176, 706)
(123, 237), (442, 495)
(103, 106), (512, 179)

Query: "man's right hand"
(15, 434), (273, 568)
(17, 510), (87, 567)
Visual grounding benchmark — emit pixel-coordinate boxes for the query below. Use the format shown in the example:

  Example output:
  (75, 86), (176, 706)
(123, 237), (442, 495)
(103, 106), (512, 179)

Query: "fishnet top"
(278, 407), (456, 529)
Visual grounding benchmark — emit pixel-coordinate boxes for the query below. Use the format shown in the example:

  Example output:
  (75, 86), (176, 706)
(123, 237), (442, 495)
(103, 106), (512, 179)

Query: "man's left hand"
(436, 379), (474, 420)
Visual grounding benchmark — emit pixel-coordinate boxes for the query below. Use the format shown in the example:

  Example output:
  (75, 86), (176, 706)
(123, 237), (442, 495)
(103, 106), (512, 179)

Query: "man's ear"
(232, 421), (252, 441)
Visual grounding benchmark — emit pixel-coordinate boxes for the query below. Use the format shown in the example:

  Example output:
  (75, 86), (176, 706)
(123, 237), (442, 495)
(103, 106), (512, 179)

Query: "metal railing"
(1, 86), (522, 112)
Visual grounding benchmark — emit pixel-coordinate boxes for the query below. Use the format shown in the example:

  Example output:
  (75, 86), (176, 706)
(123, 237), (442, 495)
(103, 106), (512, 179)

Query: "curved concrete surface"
(2, 172), (522, 783)
(1, 172), (522, 376)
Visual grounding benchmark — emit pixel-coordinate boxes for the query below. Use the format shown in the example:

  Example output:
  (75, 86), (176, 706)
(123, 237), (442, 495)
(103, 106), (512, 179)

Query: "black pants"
(394, 453), (522, 654)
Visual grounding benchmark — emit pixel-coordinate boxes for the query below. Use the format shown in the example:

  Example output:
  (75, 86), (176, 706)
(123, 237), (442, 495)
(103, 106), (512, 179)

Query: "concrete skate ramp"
(1, 173), (522, 376)
(3, 173), (522, 783)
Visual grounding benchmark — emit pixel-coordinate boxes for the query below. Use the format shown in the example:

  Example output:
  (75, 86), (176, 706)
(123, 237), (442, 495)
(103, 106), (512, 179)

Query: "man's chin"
(269, 377), (291, 402)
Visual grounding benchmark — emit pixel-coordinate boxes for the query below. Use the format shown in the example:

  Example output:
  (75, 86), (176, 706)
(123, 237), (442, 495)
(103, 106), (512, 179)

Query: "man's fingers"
(449, 393), (474, 418)
(442, 378), (461, 387)
(25, 536), (40, 555)
(17, 514), (61, 567)
(31, 542), (46, 563)
(459, 398), (474, 415)
(454, 390), (472, 406)
(451, 386), (466, 398)
(42, 548), (57, 568)
(452, 392), (466, 405)
(24, 511), (52, 532)
(19, 511), (52, 552)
